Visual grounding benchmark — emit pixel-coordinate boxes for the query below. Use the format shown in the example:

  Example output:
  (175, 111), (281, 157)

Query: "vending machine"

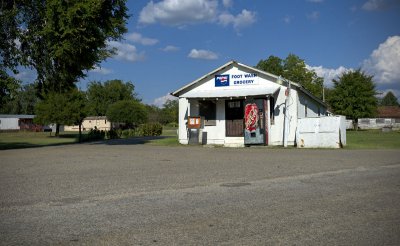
(244, 98), (268, 145)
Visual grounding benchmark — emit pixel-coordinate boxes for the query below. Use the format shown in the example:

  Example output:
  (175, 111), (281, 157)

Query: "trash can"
(188, 128), (200, 145)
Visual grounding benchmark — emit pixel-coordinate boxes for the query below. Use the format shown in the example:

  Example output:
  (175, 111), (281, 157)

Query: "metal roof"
(0, 114), (35, 119)
(171, 60), (326, 107)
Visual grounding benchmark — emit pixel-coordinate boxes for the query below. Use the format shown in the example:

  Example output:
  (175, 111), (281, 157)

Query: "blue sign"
(215, 74), (230, 87)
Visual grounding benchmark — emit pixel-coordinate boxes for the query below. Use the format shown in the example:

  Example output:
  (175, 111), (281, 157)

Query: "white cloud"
(107, 41), (145, 62)
(126, 32), (158, 46)
(283, 15), (292, 24)
(222, 0), (233, 8)
(306, 65), (351, 88)
(218, 9), (256, 30)
(139, 0), (218, 26)
(138, 0), (256, 31)
(90, 66), (113, 75)
(362, 0), (393, 11)
(188, 49), (218, 60)
(362, 36), (400, 85)
(152, 93), (178, 108)
(161, 45), (180, 52)
(307, 11), (320, 20)
(376, 88), (400, 99)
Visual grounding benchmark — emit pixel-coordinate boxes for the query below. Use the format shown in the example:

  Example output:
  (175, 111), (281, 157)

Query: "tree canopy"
(380, 91), (399, 106)
(34, 89), (87, 136)
(328, 69), (377, 128)
(87, 79), (138, 116)
(256, 54), (324, 99)
(1, 0), (129, 95)
(106, 100), (147, 128)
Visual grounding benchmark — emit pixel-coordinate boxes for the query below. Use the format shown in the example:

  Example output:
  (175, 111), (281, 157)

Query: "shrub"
(137, 123), (163, 136)
(86, 129), (105, 141)
(106, 129), (119, 139)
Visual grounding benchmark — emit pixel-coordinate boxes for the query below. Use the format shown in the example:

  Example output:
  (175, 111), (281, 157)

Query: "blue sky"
(16, 0), (400, 106)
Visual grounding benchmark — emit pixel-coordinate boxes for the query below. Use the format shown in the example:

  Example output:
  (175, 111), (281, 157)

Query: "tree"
(87, 80), (138, 116)
(328, 69), (377, 129)
(1, 83), (39, 114)
(0, 70), (20, 112)
(380, 91), (399, 106)
(160, 99), (178, 125)
(106, 100), (147, 129)
(1, 0), (128, 95)
(34, 89), (87, 137)
(256, 54), (324, 99)
(145, 104), (162, 123)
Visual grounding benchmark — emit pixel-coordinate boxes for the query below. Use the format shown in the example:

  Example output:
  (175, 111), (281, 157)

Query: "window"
(305, 104), (308, 117)
(270, 97), (275, 125)
(199, 100), (216, 126)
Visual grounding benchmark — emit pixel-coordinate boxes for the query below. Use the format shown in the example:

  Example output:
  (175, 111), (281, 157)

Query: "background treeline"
(0, 79), (178, 136)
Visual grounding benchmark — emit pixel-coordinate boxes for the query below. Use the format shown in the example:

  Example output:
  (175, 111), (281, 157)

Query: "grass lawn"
(345, 130), (400, 149)
(0, 131), (79, 150)
(1, 128), (399, 150)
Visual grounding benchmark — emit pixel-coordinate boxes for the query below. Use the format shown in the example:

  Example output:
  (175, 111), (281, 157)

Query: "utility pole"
(283, 78), (291, 147)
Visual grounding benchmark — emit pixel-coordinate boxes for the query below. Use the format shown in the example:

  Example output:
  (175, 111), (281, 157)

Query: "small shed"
(172, 61), (329, 147)
(0, 115), (36, 131)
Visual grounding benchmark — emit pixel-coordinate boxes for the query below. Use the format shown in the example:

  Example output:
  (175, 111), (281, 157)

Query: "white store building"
(172, 61), (330, 147)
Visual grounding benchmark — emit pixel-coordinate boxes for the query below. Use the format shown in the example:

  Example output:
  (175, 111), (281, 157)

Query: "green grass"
(1, 128), (399, 150)
(346, 130), (400, 149)
(0, 127), (180, 150)
(0, 131), (79, 150)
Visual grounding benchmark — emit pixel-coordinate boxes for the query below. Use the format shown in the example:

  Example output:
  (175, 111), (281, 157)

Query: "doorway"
(225, 100), (244, 137)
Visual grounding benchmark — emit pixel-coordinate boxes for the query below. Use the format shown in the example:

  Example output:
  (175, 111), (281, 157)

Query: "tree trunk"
(55, 123), (60, 137)
(79, 122), (82, 143)
(353, 119), (358, 131)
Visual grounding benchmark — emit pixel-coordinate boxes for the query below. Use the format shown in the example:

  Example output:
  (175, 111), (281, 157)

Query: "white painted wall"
(269, 87), (298, 146)
(296, 116), (346, 148)
(0, 118), (19, 130)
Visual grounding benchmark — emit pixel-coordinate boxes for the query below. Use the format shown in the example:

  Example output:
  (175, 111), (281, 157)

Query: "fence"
(346, 118), (400, 130)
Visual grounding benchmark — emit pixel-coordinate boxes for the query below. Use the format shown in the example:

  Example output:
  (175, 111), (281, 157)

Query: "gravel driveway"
(1, 142), (399, 245)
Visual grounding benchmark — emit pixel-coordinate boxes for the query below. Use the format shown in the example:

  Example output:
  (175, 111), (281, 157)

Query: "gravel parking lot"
(1, 142), (400, 245)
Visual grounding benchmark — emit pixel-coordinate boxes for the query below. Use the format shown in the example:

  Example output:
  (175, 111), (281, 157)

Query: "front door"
(225, 100), (244, 137)
(244, 98), (268, 145)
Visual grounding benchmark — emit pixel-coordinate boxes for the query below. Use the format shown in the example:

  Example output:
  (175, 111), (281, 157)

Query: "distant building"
(357, 106), (400, 130)
(377, 106), (400, 119)
(64, 116), (111, 131)
(0, 115), (43, 131)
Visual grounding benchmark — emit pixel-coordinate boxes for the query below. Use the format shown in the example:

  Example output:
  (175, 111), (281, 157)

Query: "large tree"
(380, 91), (399, 106)
(328, 69), (377, 129)
(1, 0), (128, 95)
(256, 54), (324, 99)
(87, 79), (138, 116)
(106, 100), (147, 129)
(34, 89), (87, 137)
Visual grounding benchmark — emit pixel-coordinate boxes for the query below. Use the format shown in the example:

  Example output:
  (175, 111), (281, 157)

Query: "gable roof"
(377, 106), (400, 118)
(171, 60), (326, 107)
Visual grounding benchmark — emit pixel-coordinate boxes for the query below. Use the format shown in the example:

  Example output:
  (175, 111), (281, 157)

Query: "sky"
(15, 0), (400, 107)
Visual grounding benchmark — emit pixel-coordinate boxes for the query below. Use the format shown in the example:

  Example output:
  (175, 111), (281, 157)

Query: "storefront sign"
(215, 73), (258, 87)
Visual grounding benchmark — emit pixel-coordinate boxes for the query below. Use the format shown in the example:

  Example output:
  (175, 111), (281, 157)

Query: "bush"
(106, 129), (120, 139)
(136, 123), (163, 136)
(86, 129), (105, 141)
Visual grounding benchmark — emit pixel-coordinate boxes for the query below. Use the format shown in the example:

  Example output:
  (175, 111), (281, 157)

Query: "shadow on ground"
(87, 136), (172, 146)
